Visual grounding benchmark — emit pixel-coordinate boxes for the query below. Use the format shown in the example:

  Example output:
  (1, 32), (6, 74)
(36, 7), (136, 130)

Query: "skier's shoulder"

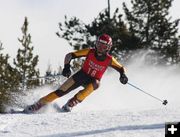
(72, 48), (91, 57)
(110, 56), (124, 67)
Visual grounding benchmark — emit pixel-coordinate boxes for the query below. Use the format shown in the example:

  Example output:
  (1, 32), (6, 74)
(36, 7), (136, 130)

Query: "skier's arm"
(64, 48), (90, 65)
(62, 49), (90, 77)
(110, 57), (126, 75)
(110, 57), (128, 84)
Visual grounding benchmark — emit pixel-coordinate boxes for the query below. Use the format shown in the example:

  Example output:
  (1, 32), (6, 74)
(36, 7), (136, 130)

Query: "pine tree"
(86, 8), (141, 60)
(56, 8), (140, 61)
(123, 0), (180, 64)
(0, 42), (20, 112)
(14, 17), (40, 89)
(43, 64), (63, 87)
(44, 64), (54, 85)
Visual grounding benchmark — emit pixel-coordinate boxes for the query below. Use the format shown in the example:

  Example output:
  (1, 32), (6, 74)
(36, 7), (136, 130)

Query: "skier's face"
(96, 42), (109, 55)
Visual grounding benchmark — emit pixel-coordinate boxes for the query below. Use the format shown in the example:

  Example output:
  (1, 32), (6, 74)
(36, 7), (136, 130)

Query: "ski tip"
(1, 109), (25, 114)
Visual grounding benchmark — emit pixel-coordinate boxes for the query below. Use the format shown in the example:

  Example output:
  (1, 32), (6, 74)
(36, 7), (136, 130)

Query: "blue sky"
(0, 0), (179, 74)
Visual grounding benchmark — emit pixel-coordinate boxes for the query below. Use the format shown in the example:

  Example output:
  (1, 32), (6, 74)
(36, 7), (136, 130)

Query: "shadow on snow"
(40, 123), (164, 137)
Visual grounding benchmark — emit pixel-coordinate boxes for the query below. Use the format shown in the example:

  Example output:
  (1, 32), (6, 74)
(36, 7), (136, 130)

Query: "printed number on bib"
(87, 68), (97, 77)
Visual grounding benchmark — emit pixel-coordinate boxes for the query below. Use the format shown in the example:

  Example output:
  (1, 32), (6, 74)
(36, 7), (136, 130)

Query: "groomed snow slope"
(0, 107), (180, 137)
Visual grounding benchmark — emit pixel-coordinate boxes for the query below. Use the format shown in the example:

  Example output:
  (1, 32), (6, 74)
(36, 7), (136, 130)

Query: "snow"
(0, 107), (180, 137)
(0, 52), (180, 137)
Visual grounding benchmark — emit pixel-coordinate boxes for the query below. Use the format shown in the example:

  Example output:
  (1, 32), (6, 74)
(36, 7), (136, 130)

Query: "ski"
(9, 109), (25, 114)
(52, 103), (67, 113)
(1, 104), (69, 114)
(53, 103), (63, 112)
(1, 109), (25, 114)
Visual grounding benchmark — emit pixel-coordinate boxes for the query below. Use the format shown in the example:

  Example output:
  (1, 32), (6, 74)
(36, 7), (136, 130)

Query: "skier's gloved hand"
(119, 73), (128, 84)
(62, 64), (71, 78)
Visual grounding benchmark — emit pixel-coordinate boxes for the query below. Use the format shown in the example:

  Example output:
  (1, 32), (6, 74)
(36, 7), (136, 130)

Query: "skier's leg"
(23, 77), (79, 113)
(40, 77), (77, 103)
(62, 79), (100, 112)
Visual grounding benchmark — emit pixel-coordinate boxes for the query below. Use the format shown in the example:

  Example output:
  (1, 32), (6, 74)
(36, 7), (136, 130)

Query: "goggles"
(96, 41), (111, 52)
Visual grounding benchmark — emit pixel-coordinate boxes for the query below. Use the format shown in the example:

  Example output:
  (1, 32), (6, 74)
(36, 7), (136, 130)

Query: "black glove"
(119, 73), (128, 84)
(62, 64), (71, 78)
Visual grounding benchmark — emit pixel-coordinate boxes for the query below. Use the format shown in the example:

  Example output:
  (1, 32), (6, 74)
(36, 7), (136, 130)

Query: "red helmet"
(96, 34), (112, 53)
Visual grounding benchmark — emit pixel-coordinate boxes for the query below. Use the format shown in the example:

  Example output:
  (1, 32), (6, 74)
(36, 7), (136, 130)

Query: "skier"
(24, 34), (128, 113)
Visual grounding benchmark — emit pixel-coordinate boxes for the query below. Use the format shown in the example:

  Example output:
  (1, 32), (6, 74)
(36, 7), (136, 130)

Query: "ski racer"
(24, 34), (128, 113)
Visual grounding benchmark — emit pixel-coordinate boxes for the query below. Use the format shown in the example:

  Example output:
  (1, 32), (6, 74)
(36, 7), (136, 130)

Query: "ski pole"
(127, 82), (168, 105)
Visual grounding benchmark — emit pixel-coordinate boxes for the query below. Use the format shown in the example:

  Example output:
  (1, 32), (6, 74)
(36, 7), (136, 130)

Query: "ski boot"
(61, 97), (80, 112)
(23, 100), (45, 113)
